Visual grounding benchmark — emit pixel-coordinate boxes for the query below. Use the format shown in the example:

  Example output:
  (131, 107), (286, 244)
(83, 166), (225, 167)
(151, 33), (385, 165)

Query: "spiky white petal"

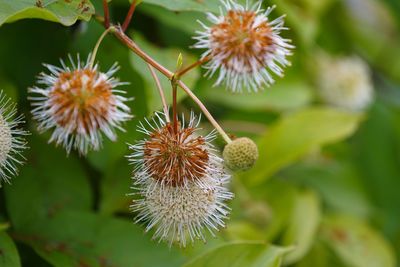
(0, 91), (28, 184)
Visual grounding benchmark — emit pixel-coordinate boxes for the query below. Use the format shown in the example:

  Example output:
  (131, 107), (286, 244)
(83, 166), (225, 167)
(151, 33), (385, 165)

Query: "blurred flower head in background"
(128, 112), (233, 246)
(193, 0), (293, 93)
(29, 55), (133, 155)
(0, 91), (28, 184)
(316, 54), (374, 111)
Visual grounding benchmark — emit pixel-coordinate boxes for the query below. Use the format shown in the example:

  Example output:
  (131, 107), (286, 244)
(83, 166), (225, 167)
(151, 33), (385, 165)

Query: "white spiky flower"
(0, 92), (28, 184)
(29, 55), (133, 155)
(316, 55), (374, 111)
(128, 112), (233, 247)
(193, 0), (293, 93)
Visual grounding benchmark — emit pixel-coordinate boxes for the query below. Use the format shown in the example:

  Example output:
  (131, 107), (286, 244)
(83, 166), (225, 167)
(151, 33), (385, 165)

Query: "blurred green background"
(0, 0), (400, 266)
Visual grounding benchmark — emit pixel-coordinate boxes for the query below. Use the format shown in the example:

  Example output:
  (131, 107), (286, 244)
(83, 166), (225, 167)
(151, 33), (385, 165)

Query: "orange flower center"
(143, 123), (209, 186)
(210, 10), (272, 71)
(50, 69), (114, 134)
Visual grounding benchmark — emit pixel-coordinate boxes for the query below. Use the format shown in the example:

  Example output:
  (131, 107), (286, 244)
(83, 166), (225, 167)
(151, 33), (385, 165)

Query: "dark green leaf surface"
(24, 211), (185, 267)
(141, 0), (219, 12)
(183, 241), (291, 267)
(5, 134), (92, 231)
(243, 108), (363, 185)
(0, 0), (94, 27)
(0, 232), (21, 267)
(321, 215), (396, 267)
(282, 190), (321, 265)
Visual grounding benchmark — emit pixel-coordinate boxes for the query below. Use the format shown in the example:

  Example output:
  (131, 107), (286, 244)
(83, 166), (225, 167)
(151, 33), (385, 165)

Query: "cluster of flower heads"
(0, 0), (296, 247)
(194, 0), (293, 93)
(128, 112), (233, 246)
(0, 92), (28, 184)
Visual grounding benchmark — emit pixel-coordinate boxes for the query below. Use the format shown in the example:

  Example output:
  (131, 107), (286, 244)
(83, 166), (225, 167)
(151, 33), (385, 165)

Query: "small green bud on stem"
(223, 137), (258, 171)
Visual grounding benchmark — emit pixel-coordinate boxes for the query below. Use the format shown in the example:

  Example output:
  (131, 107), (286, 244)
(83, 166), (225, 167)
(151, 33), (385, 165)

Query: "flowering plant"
(0, 0), (398, 266)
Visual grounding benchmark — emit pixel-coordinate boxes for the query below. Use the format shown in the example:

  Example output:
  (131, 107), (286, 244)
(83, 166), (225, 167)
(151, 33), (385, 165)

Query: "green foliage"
(198, 73), (313, 112)
(0, 0), (94, 26)
(321, 215), (396, 267)
(243, 108), (363, 185)
(0, 0), (400, 266)
(140, 0), (220, 12)
(0, 232), (21, 267)
(18, 211), (185, 267)
(183, 242), (291, 267)
(282, 190), (321, 265)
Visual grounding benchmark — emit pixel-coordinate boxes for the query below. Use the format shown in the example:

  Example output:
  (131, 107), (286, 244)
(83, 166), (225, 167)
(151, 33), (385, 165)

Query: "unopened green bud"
(223, 137), (258, 171)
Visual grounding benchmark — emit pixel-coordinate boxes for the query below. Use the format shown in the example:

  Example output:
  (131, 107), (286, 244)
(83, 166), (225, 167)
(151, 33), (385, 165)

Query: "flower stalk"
(147, 64), (170, 122)
(89, 26), (116, 69)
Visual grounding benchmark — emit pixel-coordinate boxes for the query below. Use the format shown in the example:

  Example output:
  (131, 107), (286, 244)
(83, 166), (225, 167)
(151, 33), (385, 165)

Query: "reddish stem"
(114, 28), (173, 78)
(102, 0), (110, 28)
(122, 0), (137, 32)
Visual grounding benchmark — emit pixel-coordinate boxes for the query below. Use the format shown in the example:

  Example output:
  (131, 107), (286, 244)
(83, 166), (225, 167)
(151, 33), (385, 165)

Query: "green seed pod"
(223, 137), (258, 171)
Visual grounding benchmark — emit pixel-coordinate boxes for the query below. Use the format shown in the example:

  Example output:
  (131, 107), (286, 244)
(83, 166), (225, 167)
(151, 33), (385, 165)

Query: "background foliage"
(0, 0), (399, 266)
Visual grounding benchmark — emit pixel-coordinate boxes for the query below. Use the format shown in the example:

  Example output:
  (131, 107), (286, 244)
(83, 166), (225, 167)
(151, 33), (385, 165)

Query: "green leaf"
(321, 215), (396, 267)
(243, 108), (363, 185)
(16, 211), (186, 267)
(0, 223), (9, 232)
(224, 222), (268, 241)
(129, 33), (200, 115)
(296, 240), (347, 267)
(351, 102), (400, 251)
(140, 0), (219, 12)
(282, 190), (321, 265)
(0, 232), (21, 267)
(260, 181), (298, 241)
(198, 75), (313, 112)
(139, 4), (204, 34)
(183, 241), (291, 267)
(0, 0), (94, 27)
(283, 161), (372, 218)
(5, 134), (92, 231)
(99, 158), (131, 215)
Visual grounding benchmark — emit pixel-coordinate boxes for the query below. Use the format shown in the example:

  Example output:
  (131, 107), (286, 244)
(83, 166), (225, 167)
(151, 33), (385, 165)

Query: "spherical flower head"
(316, 55), (374, 111)
(128, 112), (233, 247)
(0, 92), (29, 184)
(29, 55), (133, 155)
(223, 137), (258, 171)
(142, 122), (210, 186)
(193, 0), (294, 93)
